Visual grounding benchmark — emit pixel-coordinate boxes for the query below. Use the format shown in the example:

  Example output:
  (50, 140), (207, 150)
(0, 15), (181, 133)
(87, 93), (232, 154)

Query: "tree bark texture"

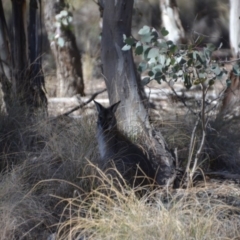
(11, 0), (28, 97)
(159, 0), (185, 44)
(101, 0), (175, 185)
(0, 0), (13, 112)
(43, 0), (85, 97)
(219, 70), (240, 117)
(229, 0), (240, 57)
(218, 0), (240, 117)
(28, 0), (47, 114)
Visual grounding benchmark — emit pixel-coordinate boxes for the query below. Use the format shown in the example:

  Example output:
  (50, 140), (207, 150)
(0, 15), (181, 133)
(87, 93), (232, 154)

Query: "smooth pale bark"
(43, 0), (85, 97)
(229, 0), (240, 57)
(101, 0), (175, 185)
(159, 0), (185, 44)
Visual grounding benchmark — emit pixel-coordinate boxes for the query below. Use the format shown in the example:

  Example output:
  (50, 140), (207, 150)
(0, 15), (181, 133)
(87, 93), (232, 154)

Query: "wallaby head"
(94, 100), (121, 131)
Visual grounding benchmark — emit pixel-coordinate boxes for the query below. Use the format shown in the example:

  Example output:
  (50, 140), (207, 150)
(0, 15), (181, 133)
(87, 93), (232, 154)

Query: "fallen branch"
(61, 88), (107, 117)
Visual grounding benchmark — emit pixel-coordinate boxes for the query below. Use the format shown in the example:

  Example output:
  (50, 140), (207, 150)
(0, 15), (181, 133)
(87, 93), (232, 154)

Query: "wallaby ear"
(110, 101), (121, 113)
(94, 100), (104, 113)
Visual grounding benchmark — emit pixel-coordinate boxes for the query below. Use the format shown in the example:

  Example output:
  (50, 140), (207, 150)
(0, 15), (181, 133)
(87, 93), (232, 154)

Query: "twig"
(167, 82), (197, 116)
(188, 84), (209, 184)
(186, 116), (199, 176)
(61, 88), (107, 116)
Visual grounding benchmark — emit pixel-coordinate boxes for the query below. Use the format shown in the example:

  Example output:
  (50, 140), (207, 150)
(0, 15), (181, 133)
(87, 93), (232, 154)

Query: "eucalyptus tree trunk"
(0, 0), (12, 112)
(101, 0), (175, 185)
(43, 0), (85, 97)
(218, 0), (240, 116)
(27, 0), (47, 115)
(159, 0), (185, 44)
(229, 0), (240, 57)
(11, 0), (28, 99)
(12, 0), (47, 116)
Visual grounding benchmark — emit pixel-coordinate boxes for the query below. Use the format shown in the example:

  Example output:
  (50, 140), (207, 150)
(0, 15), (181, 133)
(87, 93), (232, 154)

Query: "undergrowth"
(0, 110), (240, 239)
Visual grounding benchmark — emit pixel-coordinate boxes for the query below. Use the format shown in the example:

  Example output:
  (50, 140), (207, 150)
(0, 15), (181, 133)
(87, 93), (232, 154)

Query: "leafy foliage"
(122, 25), (228, 88)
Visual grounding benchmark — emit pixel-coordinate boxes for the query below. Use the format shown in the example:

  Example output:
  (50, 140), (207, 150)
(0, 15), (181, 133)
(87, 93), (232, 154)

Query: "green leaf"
(57, 37), (65, 47)
(184, 74), (192, 89)
(142, 77), (151, 85)
(165, 58), (171, 66)
(148, 71), (154, 77)
(135, 45), (144, 55)
(138, 62), (148, 72)
(144, 47), (151, 60)
(151, 31), (158, 42)
(211, 65), (221, 76)
(138, 25), (151, 35)
(152, 65), (162, 73)
(233, 64), (240, 76)
(136, 41), (141, 47)
(166, 40), (174, 46)
(147, 48), (159, 59)
(125, 37), (135, 46)
(68, 16), (73, 23)
(169, 45), (177, 54)
(62, 18), (68, 26)
(154, 71), (162, 81)
(226, 78), (231, 87)
(140, 33), (153, 43)
(208, 77), (216, 86)
(161, 27), (169, 36)
(148, 58), (156, 67)
(60, 10), (68, 17)
(122, 44), (131, 51)
(158, 42), (168, 52)
(158, 55), (166, 65)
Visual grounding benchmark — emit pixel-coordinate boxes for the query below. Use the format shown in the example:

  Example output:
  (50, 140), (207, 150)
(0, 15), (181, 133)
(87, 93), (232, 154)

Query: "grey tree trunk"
(101, 0), (175, 185)
(43, 0), (85, 97)
(229, 0), (240, 57)
(218, 0), (240, 116)
(0, 0), (47, 116)
(11, 0), (28, 99)
(159, 0), (185, 44)
(0, 0), (13, 112)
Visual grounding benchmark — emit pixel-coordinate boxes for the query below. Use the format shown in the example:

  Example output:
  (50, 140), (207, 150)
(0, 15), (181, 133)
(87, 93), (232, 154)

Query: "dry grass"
(0, 111), (240, 239)
(55, 172), (240, 240)
(0, 112), (98, 239)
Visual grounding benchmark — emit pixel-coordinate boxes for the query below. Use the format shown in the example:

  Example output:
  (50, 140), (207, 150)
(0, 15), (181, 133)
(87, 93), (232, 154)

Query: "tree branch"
(61, 88), (107, 117)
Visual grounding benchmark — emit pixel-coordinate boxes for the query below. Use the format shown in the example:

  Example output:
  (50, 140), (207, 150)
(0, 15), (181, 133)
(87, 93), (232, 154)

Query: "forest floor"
(1, 71), (240, 239)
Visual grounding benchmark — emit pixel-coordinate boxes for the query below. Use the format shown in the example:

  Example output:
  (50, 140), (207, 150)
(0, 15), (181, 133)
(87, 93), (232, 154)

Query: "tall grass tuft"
(56, 165), (240, 240)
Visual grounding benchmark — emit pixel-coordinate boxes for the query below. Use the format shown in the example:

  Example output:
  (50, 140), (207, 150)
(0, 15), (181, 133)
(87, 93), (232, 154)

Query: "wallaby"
(94, 100), (155, 188)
